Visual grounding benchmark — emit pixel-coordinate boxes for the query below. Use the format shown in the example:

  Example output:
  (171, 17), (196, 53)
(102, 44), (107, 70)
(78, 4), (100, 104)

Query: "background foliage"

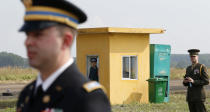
(0, 52), (28, 67)
(0, 52), (209, 69)
(171, 54), (210, 68)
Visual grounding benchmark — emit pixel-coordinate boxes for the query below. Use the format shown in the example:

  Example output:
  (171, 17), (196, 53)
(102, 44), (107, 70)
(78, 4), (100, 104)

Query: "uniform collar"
(192, 63), (199, 67)
(35, 58), (74, 92)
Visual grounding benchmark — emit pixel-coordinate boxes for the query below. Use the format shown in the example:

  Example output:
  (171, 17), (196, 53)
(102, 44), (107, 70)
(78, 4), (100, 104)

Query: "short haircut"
(55, 23), (77, 38)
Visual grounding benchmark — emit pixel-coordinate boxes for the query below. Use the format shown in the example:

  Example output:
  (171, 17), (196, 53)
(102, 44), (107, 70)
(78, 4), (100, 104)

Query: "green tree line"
(0, 52), (209, 69)
(171, 54), (210, 68)
(0, 52), (28, 67)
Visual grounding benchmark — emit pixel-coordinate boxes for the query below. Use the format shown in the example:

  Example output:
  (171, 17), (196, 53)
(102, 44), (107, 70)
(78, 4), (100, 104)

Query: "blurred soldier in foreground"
(16, 0), (111, 112)
(183, 49), (209, 112)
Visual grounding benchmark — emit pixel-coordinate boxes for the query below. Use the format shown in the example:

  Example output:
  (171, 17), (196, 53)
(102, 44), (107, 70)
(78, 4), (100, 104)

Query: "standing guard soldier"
(89, 58), (99, 81)
(183, 49), (209, 112)
(16, 0), (111, 112)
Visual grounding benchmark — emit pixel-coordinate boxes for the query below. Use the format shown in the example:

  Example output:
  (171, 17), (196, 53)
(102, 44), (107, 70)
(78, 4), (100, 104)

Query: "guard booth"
(150, 44), (171, 102)
(76, 27), (164, 104)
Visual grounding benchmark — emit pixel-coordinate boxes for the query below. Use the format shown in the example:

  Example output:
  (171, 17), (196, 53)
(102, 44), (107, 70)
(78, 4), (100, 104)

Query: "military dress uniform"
(17, 59), (111, 112)
(17, 0), (111, 112)
(183, 49), (209, 112)
(89, 66), (98, 81)
(89, 58), (99, 81)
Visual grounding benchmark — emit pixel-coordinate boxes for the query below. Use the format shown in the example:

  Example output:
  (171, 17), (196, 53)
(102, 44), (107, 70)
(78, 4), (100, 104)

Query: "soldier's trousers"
(188, 101), (206, 112)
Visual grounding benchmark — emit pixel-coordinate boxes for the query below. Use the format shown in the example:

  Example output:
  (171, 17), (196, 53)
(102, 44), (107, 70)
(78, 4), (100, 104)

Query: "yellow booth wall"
(77, 27), (164, 104)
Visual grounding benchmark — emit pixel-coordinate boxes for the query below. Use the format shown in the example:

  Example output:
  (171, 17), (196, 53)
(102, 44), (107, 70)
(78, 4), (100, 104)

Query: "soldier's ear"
(62, 31), (73, 49)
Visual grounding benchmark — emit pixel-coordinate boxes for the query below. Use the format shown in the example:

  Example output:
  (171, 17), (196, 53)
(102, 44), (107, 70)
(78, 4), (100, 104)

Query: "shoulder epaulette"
(83, 81), (104, 93)
(200, 64), (204, 76)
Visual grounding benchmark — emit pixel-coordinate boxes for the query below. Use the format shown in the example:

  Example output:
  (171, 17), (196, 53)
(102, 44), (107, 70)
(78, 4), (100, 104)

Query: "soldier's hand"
(183, 78), (189, 83)
(186, 77), (194, 83)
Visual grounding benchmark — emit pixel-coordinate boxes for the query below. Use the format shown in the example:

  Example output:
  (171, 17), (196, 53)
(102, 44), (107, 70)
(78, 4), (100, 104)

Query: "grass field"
(0, 99), (16, 111)
(170, 68), (186, 80)
(0, 67), (210, 112)
(112, 92), (210, 112)
(170, 68), (210, 80)
(0, 67), (37, 83)
(0, 93), (210, 112)
(0, 67), (209, 82)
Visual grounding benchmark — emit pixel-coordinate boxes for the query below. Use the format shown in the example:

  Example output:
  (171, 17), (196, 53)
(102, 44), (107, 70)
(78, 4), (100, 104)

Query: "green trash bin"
(147, 78), (167, 103)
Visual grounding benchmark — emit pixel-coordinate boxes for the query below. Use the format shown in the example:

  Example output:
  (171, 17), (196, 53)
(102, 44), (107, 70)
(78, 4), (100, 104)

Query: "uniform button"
(43, 95), (51, 104)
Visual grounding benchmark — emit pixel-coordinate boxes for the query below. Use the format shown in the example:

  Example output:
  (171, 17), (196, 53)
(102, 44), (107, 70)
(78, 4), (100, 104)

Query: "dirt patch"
(0, 83), (28, 101)
(170, 79), (210, 93)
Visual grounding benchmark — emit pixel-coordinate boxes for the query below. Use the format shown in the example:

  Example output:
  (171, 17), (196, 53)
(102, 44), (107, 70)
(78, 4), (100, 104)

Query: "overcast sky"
(1, 0), (210, 58)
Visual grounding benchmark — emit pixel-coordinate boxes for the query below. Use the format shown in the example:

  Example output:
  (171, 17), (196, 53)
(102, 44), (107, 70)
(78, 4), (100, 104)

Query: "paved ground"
(0, 83), (26, 100)
(0, 80), (210, 101)
(169, 80), (187, 94)
(170, 79), (210, 93)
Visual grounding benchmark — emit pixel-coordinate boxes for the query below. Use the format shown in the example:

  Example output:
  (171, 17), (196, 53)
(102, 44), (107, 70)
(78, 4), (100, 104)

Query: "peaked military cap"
(90, 58), (97, 62)
(188, 49), (200, 56)
(19, 0), (87, 32)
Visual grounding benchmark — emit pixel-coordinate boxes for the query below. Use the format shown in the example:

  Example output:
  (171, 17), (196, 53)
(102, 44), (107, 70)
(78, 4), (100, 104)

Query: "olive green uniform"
(183, 63), (209, 112)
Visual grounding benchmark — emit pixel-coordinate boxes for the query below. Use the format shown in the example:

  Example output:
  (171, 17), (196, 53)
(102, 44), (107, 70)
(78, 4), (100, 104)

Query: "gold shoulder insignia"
(200, 64), (204, 76)
(83, 81), (105, 93)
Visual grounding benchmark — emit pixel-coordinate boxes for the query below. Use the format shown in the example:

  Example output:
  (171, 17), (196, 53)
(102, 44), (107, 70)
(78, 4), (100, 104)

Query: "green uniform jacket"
(183, 63), (209, 102)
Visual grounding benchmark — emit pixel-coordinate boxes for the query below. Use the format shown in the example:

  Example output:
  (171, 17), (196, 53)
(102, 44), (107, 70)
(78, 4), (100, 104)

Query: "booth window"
(122, 56), (137, 79)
